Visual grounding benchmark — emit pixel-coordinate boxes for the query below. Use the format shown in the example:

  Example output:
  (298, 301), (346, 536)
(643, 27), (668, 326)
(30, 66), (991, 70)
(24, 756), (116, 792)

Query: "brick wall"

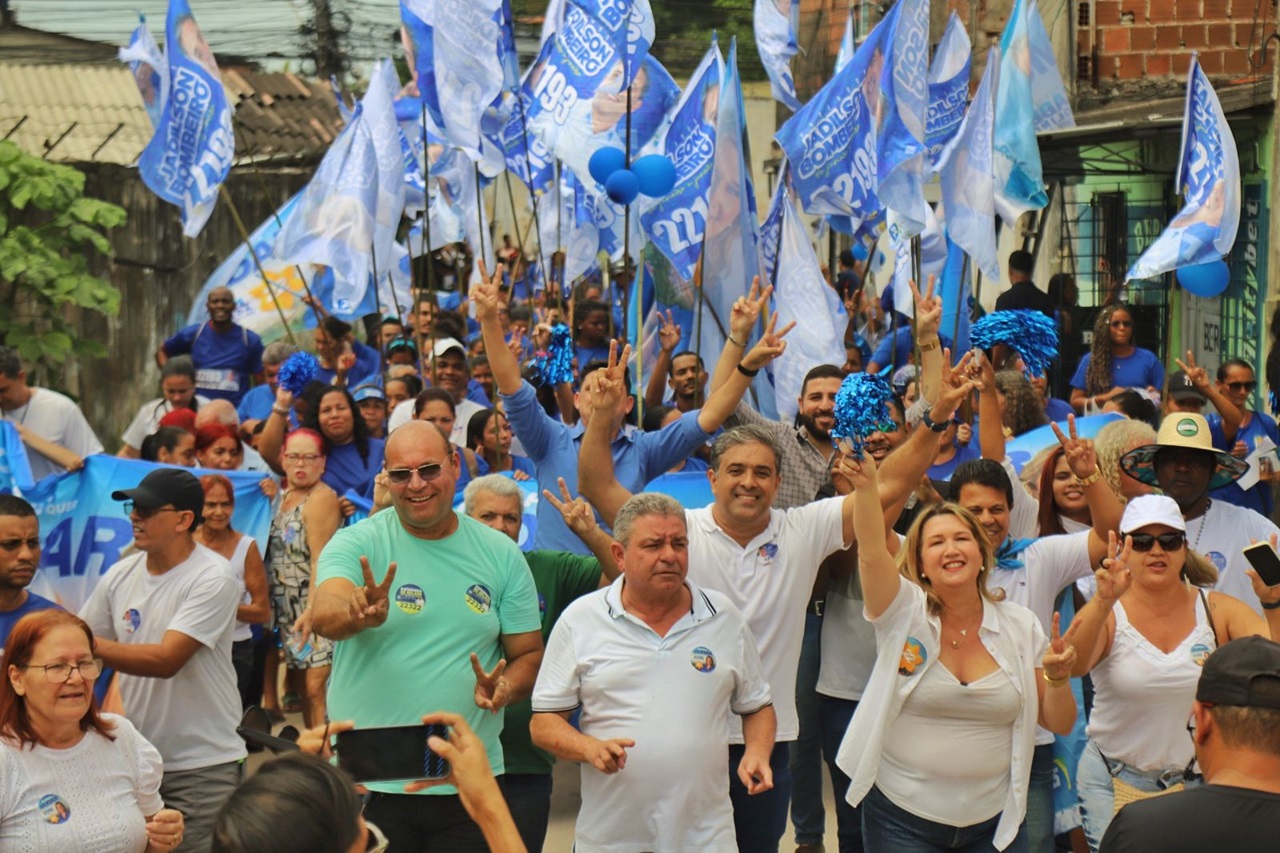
(1081, 0), (1276, 88)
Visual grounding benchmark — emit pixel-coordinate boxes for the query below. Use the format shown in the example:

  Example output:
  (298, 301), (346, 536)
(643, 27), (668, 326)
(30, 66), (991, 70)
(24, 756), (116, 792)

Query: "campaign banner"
(1005, 413), (1124, 473)
(21, 456), (274, 614)
(926, 12), (971, 172)
(0, 421), (34, 493)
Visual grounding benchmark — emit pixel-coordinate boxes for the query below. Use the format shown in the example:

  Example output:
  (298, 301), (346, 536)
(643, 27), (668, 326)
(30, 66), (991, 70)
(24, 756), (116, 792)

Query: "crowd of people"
(1, 250), (1280, 853)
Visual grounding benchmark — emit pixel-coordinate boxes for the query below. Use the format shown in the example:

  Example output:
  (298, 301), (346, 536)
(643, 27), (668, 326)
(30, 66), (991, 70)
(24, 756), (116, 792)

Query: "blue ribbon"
(996, 537), (1037, 570)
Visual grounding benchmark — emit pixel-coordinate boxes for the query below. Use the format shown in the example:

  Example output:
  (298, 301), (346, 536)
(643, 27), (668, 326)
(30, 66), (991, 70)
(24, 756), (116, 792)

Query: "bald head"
(195, 399), (239, 428)
(386, 419), (451, 465)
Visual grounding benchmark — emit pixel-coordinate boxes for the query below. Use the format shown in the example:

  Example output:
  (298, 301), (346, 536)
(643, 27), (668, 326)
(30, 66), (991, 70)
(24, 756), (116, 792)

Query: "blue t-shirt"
(315, 341), (383, 389)
(466, 380), (492, 406)
(322, 439), (385, 499)
(237, 384), (275, 422)
(870, 328), (954, 371)
(1069, 348), (1165, 393)
(0, 592), (60, 655)
(928, 441), (980, 482)
(1208, 411), (1280, 516)
(163, 322), (265, 405)
(1045, 397), (1074, 422)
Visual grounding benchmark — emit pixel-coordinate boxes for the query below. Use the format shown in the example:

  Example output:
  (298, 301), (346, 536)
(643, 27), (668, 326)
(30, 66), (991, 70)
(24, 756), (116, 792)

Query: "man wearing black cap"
(79, 467), (244, 853)
(1100, 636), (1280, 852)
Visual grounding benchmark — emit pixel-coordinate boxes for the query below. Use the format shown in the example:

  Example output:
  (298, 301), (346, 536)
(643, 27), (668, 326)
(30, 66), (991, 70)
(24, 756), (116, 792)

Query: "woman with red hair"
(0, 610), (184, 850)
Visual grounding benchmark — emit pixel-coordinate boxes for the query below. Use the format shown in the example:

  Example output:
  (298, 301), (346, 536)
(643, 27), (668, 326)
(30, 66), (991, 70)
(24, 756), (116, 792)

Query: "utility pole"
(301, 0), (348, 81)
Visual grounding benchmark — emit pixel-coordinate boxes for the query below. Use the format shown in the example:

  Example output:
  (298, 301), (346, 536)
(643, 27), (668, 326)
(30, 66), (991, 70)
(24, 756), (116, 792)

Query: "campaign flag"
(891, 202), (947, 318)
(639, 42), (722, 282)
(22, 456), (273, 614)
(540, 0), (567, 46)
(926, 12), (971, 172)
(759, 164), (788, 286)
(835, 8), (854, 72)
(1028, 0), (1075, 132)
(273, 60), (406, 312)
(400, 1), (446, 133)
(430, 0), (506, 159)
(936, 236), (972, 354)
(0, 421), (34, 493)
(940, 49), (1000, 282)
(875, 0), (930, 240)
(1127, 55), (1240, 281)
(993, 0), (1050, 225)
(754, 0), (802, 111)
(136, 0), (235, 238)
(772, 189), (846, 422)
(119, 14), (168, 129)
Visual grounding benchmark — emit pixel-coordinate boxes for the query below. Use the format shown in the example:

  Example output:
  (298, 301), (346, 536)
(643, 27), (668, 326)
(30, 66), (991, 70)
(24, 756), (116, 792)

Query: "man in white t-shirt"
(531, 493), (776, 853)
(0, 346), (102, 481)
(386, 338), (484, 446)
(80, 467), (244, 853)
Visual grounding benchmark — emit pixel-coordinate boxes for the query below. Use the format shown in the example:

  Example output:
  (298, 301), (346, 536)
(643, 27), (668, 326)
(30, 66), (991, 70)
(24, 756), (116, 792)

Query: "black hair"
(509, 304), (533, 324)
(140, 427), (192, 462)
(211, 753), (363, 853)
(801, 364), (845, 395)
(950, 458), (1015, 507)
(1008, 250), (1034, 276)
(671, 351), (705, 371)
(0, 494), (35, 517)
(1108, 389), (1158, 426)
(1046, 273), (1076, 306)
(413, 387), (456, 418)
(387, 373), (424, 399)
(431, 312), (468, 342)
(160, 355), (196, 383)
(300, 384), (372, 465)
(466, 407), (499, 451)
(1217, 357), (1253, 382)
(642, 404), (676, 432)
(320, 316), (352, 341)
(0, 346), (21, 379)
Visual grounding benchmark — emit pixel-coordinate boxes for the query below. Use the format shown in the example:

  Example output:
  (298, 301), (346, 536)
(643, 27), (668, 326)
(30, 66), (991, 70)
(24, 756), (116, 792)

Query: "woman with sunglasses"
(0, 609), (185, 851)
(1066, 494), (1280, 850)
(266, 429), (341, 729)
(1069, 306), (1164, 415)
(1203, 357), (1280, 516)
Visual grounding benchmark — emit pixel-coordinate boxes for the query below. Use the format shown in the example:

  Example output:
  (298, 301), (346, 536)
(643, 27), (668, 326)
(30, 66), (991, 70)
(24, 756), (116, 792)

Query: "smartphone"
(333, 724), (450, 783)
(1242, 543), (1280, 587)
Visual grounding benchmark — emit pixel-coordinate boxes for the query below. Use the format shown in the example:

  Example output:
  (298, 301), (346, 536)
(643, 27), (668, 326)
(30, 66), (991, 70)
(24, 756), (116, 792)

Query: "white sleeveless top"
(1086, 594), (1216, 770)
(230, 535), (254, 642)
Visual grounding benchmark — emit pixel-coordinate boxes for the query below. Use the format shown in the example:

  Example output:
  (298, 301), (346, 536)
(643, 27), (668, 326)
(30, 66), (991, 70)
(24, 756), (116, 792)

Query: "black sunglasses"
(1225, 381), (1258, 392)
(385, 462), (444, 485)
(1128, 532), (1186, 552)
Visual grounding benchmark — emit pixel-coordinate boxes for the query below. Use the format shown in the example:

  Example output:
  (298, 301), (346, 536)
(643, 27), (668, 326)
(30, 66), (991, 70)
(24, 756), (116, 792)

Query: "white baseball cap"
(1119, 494), (1186, 534)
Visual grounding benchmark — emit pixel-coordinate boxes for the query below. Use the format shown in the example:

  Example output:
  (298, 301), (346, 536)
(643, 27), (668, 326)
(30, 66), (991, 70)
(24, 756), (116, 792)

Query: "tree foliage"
(0, 141), (125, 371)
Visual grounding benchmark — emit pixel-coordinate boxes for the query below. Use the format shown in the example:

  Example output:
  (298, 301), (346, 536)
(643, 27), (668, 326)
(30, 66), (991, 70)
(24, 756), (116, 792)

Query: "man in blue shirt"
(236, 341), (297, 437)
(157, 287), (265, 406)
(0, 495), (59, 656)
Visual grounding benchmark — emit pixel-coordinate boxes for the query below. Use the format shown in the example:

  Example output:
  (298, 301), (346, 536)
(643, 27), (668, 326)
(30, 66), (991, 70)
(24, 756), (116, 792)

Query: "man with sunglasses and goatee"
(312, 420), (542, 853)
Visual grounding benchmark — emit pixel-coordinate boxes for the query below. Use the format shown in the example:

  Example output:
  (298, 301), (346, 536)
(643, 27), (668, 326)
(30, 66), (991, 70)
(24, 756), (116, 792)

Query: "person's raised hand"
(470, 653), (511, 714)
(470, 260), (503, 321)
(1042, 612), (1077, 681)
(834, 450), (877, 492)
(1174, 349), (1211, 391)
(1095, 531), (1133, 602)
(935, 349), (980, 418)
(350, 556), (397, 628)
(658, 309), (681, 353)
(729, 276), (774, 341)
(543, 477), (597, 537)
(741, 312), (796, 371)
(1051, 414), (1100, 480)
(911, 275), (942, 339)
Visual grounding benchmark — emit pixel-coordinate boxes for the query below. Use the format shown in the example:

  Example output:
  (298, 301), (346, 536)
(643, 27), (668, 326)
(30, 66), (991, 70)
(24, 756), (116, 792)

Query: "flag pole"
(911, 234), (921, 374)
(622, 75), (640, 419)
(952, 253), (969, 346)
(512, 89), (557, 310)
(418, 102), (437, 388)
(474, 164), (488, 275)
(218, 185), (298, 347)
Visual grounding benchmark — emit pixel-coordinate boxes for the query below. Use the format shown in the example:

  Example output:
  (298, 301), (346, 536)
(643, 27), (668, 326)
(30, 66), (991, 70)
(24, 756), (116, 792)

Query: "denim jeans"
(1076, 739), (1201, 852)
(1024, 744), (1056, 853)
(502, 773), (553, 853)
(729, 741), (792, 853)
(819, 694), (864, 853)
(862, 785), (1027, 853)
(790, 611), (826, 846)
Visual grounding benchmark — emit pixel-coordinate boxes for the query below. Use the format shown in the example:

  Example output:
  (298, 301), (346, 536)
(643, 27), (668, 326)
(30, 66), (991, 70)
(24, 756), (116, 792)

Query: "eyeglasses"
(385, 462), (445, 485)
(124, 502), (180, 520)
(21, 658), (103, 683)
(1109, 320), (1134, 328)
(1128, 532), (1186, 552)
(0, 537), (40, 551)
(1225, 381), (1258, 392)
(283, 453), (323, 465)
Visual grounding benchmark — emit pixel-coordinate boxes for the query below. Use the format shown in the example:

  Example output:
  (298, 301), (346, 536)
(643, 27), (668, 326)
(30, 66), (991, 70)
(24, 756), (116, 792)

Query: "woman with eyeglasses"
(1069, 305), (1165, 415)
(260, 383), (384, 500)
(266, 429), (341, 729)
(1065, 494), (1280, 850)
(0, 609), (185, 851)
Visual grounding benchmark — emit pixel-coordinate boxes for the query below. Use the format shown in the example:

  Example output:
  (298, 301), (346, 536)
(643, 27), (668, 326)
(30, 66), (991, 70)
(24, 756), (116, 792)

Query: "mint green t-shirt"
(501, 550), (603, 775)
(317, 510), (541, 795)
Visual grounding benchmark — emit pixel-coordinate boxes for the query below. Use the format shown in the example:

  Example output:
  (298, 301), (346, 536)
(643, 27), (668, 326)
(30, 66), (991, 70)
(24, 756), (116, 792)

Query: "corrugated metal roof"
(0, 62), (344, 166)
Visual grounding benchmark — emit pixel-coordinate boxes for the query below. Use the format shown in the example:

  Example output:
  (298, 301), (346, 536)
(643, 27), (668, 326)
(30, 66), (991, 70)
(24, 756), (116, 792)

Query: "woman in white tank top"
(1066, 495), (1280, 850)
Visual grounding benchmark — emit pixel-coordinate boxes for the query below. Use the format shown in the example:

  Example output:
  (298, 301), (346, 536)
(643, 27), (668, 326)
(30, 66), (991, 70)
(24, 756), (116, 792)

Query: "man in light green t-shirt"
(313, 421), (542, 852)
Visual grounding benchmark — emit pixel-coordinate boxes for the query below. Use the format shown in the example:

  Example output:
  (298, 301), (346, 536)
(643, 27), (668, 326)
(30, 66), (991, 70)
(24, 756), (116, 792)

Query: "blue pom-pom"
(277, 351), (320, 396)
(970, 309), (1059, 378)
(832, 373), (895, 457)
(533, 323), (574, 386)
(1270, 390), (1279, 418)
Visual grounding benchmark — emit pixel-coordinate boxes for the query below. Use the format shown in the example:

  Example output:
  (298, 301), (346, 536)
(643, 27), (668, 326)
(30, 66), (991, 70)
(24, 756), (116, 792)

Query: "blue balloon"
(604, 169), (640, 205)
(851, 242), (869, 261)
(632, 154), (677, 197)
(1176, 260), (1230, 298)
(588, 147), (626, 185)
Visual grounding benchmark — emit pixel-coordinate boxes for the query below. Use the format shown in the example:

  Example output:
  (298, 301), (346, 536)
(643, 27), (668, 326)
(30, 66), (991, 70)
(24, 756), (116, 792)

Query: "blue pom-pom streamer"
(533, 323), (574, 385)
(832, 373), (895, 457)
(970, 310), (1059, 378)
(277, 351), (320, 396)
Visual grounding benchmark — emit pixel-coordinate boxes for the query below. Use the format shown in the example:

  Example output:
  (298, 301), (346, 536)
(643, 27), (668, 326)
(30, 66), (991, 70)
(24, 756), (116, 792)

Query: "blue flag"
(994, 0), (1050, 225)
(0, 421), (34, 493)
(891, 202), (947, 318)
(400, 1), (446, 133)
(136, 0), (234, 238)
(936, 235), (972, 354)
(875, 0), (930, 239)
(754, 0), (801, 111)
(118, 15), (167, 129)
(1127, 54), (1240, 281)
(940, 49), (1000, 282)
(759, 164), (788, 286)
(639, 42), (722, 282)
(926, 12), (971, 172)
(430, 0), (506, 161)
(1028, 0), (1075, 132)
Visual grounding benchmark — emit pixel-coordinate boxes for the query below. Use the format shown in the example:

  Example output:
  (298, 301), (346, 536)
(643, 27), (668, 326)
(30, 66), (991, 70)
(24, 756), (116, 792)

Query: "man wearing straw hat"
(1120, 412), (1278, 615)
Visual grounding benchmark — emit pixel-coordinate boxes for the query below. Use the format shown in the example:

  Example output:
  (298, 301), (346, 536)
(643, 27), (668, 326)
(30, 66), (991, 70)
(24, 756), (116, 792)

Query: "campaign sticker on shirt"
(465, 584), (493, 614)
(122, 608), (141, 634)
(537, 593), (547, 621)
(1207, 551), (1227, 571)
(1190, 643), (1212, 666)
(690, 646), (717, 673)
(898, 637), (926, 676)
(395, 584), (425, 615)
(38, 794), (71, 824)
(757, 542), (778, 565)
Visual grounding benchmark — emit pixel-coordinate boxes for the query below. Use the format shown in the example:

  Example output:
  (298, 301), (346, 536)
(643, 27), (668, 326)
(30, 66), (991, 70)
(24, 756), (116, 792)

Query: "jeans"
(729, 741), (792, 853)
(1024, 744), (1055, 853)
(1076, 739), (1201, 852)
(862, 785), (1027, 853)
(819, 694), (864, 853)
(503, 773), (553, 853)
(363, 790), (493, 852)
(790, 611), (826, 846)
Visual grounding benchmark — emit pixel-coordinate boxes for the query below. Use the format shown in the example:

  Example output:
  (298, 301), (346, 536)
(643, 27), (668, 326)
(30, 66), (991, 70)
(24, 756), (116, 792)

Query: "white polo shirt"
(532, 576), (771, 853)
(1187, 499), (1280, 616)
(686, 497), (848, 742)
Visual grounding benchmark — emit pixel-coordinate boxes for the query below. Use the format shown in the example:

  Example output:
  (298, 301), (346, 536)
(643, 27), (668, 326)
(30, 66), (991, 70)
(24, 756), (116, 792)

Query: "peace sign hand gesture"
(350, 556), (398, 630)
(1095, 531), (1133, 603)
(729, 276), (774, 342)
(1041, 611), (1078, 681)
(1174, 349), (1211, 391)
(471, 653), (511, 713)
(741, 313), (796, 371)
(1051, 414), (1100, 481)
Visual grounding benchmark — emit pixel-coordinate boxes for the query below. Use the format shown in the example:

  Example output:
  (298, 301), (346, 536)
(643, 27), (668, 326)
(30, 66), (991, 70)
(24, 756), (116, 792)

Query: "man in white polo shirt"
(531, 492), (775, 852)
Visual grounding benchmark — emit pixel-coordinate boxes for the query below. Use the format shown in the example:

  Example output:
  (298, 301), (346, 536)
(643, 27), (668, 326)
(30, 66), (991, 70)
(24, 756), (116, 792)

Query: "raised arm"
(710, 277), (773, 395)
(1037, 612), (1079, 735)
(473, 263), (524, 396)
(543, 477), (620, 582)
(1177, 349), (1244, 442)
(911, 277), (944, 405)
(974, 351), (1005, 461)
(1052, 415), (1124, 565)
(697, 312), (794, 434)
(576, 346), (634, 528)
(645, 310), (680, 409)
(257, 386), (293, 475)
(835, 453), (900, 620)
(1067, 533), (1131, 676)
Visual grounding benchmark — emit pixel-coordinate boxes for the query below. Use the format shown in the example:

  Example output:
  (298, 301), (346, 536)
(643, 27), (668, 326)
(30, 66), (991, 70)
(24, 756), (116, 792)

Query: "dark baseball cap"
(1167, 369), (1206, 403)
(1196, 636), (1280, 710)
(113, 468), (205, 524)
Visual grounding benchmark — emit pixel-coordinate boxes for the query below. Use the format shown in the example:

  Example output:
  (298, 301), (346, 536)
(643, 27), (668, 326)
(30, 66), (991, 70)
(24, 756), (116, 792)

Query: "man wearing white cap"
(386, 337), (483, 446)
(1120, 412), (1278, 615)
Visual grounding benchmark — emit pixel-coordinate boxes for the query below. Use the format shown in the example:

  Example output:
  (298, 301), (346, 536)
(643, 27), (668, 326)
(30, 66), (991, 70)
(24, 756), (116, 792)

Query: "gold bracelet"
(917, 338), (940, 352)
(1074, 468), (1103, 487)
(1043, 671), (1069, 687)
(271, 406), (290, 417)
